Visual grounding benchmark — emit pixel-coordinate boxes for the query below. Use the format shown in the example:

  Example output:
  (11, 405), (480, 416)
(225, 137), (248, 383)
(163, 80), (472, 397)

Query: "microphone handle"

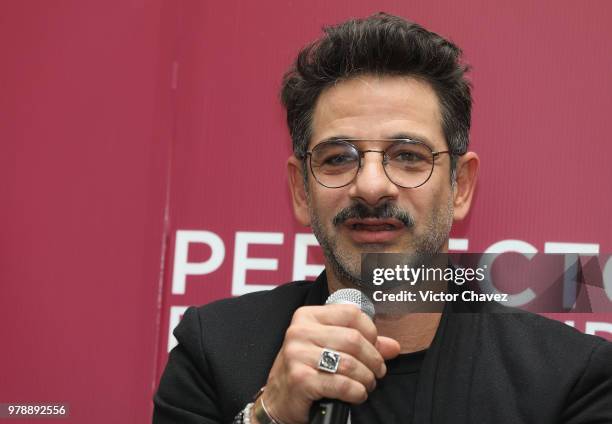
(309, 399), (349, 424)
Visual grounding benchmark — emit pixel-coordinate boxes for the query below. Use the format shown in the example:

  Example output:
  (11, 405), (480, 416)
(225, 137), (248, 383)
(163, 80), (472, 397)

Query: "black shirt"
(351, 350), (426, 424)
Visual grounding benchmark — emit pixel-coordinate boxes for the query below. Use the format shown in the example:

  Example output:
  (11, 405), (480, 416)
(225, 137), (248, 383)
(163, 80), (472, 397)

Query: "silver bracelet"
(233, 402), (254, 424)
(244, 402), (254, 424)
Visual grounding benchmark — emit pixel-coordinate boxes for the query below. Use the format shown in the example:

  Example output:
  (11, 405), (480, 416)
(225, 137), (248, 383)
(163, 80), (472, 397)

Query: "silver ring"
(318, 348), (341, 373)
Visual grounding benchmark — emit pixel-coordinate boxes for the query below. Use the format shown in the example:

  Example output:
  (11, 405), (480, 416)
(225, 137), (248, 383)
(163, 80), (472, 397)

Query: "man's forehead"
(309, 75), (445, 149)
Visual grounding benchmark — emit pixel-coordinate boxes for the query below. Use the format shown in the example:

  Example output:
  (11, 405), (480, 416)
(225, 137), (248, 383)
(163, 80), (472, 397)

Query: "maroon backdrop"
(1, 1), (611, 422)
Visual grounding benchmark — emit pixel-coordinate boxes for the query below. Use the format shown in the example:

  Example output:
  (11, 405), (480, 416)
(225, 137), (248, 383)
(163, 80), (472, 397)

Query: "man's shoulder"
(484, 303), (605, 346)
(174, 279), (325, 353)
(477, 305), (611, 375)
(466, 307), (612, 420)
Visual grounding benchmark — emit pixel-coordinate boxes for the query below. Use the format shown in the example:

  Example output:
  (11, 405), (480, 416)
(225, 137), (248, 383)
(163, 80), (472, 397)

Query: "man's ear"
(452, 152), (479, 221)
(287, 156), (311, 226)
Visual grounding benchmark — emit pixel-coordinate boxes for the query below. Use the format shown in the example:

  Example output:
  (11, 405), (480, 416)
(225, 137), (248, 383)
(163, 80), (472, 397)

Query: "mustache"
(332, 202), (415, 228)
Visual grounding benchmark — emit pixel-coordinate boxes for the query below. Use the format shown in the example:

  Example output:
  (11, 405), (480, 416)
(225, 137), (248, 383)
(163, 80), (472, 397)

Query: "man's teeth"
(352, 223), (396, 231)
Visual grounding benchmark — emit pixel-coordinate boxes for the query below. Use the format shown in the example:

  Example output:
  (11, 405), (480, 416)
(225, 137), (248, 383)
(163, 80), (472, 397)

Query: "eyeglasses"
(305, 139), (453, 189)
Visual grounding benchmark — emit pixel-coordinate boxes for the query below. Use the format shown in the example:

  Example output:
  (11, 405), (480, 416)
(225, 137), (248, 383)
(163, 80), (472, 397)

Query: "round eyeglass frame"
(305, 138), (455, 189)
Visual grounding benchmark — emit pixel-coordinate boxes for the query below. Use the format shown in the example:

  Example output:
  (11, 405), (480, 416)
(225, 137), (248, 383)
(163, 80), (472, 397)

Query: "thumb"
(375, 336), (401, 360)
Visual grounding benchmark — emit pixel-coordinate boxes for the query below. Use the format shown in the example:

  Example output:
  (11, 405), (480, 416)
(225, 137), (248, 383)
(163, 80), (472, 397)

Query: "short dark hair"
(281, 13), (472, 174)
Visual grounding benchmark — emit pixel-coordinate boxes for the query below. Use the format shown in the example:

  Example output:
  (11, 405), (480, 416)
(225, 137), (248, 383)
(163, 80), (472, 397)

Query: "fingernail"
(380, 363), (387, 376)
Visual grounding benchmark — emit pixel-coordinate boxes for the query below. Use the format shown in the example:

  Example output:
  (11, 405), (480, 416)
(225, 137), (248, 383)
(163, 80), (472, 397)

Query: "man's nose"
(348, 151), (400, 205)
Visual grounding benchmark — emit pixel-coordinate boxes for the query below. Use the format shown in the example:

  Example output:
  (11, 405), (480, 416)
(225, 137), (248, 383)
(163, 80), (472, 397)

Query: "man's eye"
(323, 155), (354, 165)
(396, 152), (425, 162)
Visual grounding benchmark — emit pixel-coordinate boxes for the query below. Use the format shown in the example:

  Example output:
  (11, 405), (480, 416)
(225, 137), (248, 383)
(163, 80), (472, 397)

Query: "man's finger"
(293, 304), (378, 344)
(375, 336), (401, 360)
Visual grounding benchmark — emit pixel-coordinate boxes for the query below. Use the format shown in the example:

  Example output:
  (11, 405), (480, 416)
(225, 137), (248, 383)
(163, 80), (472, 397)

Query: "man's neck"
(375, 312), (442, 354)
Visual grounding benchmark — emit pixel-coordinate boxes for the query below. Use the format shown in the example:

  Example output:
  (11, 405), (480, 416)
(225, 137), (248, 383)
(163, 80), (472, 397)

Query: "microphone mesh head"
(326, 288), (375, 320)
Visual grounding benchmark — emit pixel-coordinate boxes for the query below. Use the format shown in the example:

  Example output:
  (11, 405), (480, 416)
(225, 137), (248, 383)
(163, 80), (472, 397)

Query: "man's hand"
(255, 304), (401, 424)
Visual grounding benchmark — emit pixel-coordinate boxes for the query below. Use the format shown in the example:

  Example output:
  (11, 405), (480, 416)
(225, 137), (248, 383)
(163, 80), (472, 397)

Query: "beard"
(309, 197), (454, 288)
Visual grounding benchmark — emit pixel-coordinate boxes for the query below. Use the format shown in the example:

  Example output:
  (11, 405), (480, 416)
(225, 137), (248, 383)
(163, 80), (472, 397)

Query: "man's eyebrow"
(323, 135), (353, 142)
(388, 132), (432, 146)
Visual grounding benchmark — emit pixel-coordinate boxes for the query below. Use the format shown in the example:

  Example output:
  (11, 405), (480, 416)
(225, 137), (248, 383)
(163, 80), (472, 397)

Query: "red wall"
(0, 1), (177, 422)
(1, 1), (611, 422)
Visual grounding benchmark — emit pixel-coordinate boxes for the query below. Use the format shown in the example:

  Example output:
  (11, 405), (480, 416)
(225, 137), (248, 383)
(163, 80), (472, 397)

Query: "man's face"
(290, 75), (462, 287)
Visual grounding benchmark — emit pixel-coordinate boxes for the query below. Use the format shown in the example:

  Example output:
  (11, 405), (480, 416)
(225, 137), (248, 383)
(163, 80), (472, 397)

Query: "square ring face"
(318, 349), (341, 373)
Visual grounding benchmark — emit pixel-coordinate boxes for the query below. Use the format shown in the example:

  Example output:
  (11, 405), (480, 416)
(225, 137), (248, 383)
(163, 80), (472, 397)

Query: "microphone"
(309, 289), (375, 424)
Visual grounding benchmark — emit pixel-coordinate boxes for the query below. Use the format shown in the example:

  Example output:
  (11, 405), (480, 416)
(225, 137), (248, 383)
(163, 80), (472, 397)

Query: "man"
(153, 13), (612, 423)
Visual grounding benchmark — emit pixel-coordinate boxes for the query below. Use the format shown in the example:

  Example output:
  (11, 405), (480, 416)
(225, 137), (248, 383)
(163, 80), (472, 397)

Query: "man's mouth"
(343, 218), (405, 243)
(350, 223), (397, 231)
